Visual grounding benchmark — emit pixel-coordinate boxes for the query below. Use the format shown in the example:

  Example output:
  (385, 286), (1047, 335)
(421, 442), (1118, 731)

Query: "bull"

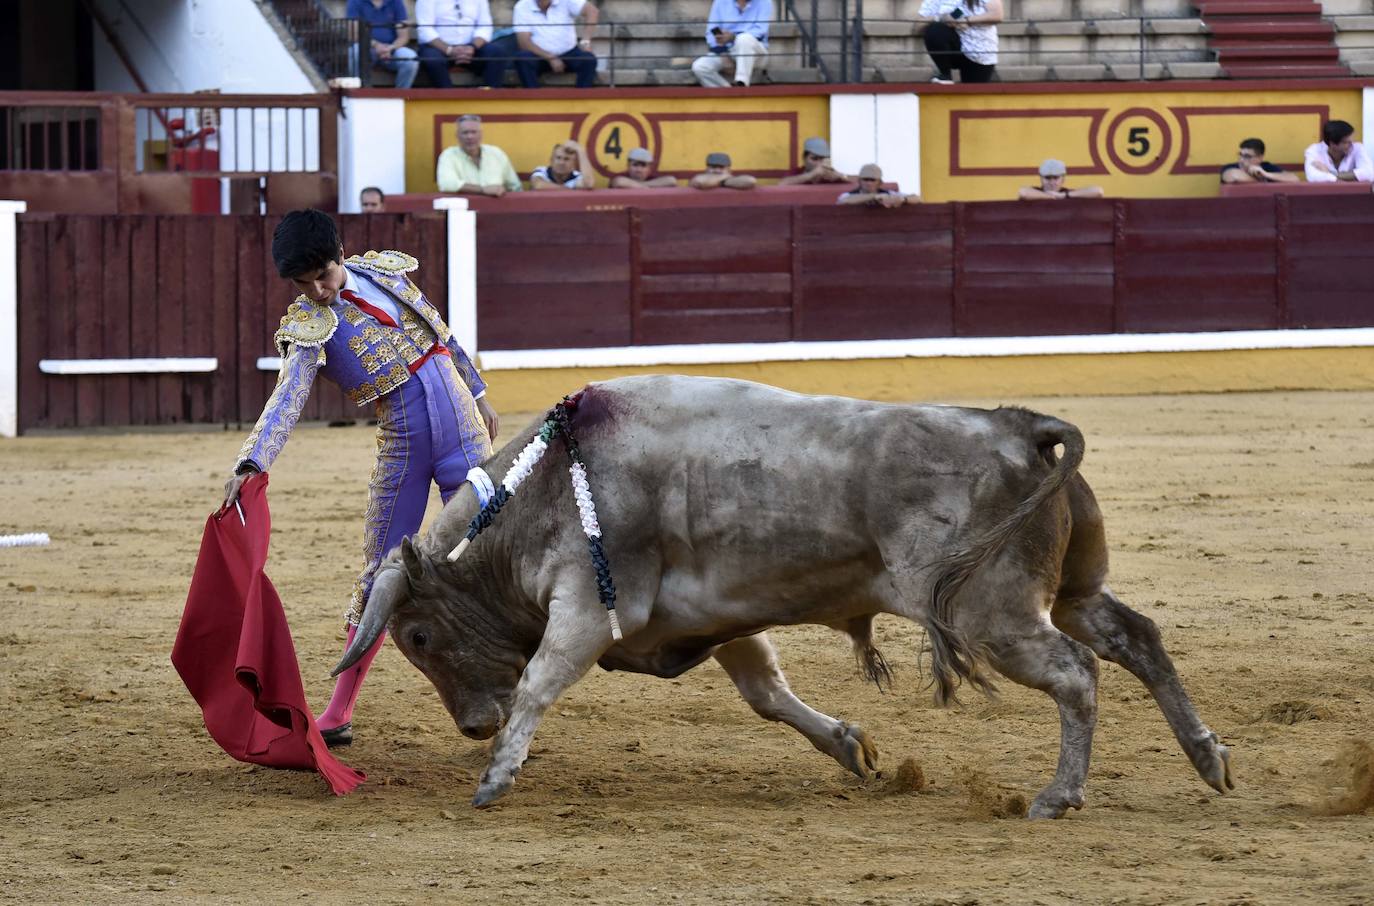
(335, 375), (1233, 817)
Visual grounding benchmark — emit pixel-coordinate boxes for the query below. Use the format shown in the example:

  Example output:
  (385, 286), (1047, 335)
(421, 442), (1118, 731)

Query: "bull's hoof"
(472, 773), (514, 809)
(836, 721), (879, 779)
(1027, 785), (1085, 820)
(1192, 732), (1235, 794)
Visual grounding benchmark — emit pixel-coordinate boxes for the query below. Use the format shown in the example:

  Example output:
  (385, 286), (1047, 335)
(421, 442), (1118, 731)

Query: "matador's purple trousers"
(320, 353), (492, 731)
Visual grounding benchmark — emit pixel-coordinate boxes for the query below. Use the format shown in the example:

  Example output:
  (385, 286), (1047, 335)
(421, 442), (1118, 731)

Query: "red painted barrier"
(14, 196), (1374, 430)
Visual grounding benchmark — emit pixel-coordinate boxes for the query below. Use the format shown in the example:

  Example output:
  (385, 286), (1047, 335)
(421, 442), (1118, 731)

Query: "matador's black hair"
(272, 208), (342, 279)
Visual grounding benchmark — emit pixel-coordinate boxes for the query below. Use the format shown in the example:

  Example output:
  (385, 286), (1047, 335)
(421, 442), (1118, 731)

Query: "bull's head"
(332, 536), (528, 740)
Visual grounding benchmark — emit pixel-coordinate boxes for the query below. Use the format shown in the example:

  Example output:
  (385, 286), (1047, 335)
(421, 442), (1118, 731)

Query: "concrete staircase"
(1328, 0), (1374, 73)
(1195, 0), (1347, 77)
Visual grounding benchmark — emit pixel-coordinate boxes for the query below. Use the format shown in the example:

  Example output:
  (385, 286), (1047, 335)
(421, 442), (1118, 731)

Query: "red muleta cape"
(171, 473), (365, 795)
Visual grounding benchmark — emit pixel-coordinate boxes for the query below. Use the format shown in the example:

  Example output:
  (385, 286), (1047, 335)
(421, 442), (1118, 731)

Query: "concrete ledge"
(388, 184), (861, 213)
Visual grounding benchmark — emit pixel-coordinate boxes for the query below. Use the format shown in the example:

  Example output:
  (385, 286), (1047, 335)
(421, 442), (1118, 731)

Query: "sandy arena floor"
(1, 388), (1372, 905)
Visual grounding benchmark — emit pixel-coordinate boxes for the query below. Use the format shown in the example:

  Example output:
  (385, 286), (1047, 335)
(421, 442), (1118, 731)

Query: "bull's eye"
(412, 631), (428, 648)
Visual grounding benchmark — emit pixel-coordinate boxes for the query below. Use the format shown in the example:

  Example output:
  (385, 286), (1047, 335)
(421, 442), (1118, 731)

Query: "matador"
(222, 209), (497, 747)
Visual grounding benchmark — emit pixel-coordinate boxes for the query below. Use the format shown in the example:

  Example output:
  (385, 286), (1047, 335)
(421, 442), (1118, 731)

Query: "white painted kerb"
(39, 358), (219, 375)
(478, 328), (1374, 370)
(1, 200), (28, 438)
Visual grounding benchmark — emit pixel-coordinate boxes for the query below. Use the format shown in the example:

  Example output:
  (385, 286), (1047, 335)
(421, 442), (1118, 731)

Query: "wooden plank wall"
(14, 197), (1374, 431)
(16, 212), (448, 430)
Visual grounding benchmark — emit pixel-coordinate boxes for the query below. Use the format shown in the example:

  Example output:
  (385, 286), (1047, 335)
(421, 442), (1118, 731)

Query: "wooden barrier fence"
(14, 195), (1374, 431)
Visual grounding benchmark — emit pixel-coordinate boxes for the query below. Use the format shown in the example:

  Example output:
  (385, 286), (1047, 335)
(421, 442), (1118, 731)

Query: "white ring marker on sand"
(0, 533), (50, 548)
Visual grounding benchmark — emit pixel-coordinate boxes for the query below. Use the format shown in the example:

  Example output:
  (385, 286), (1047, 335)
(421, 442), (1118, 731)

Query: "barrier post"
(434, 196), (478, 356)
(0, 200), (27, 438)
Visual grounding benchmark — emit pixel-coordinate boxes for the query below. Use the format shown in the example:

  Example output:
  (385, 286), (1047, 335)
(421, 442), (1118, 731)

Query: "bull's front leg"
(473, 596), (609, 808)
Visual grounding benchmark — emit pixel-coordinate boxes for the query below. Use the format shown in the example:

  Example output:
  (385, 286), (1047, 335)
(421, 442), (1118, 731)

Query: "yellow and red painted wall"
(340, 81), (1374, 205)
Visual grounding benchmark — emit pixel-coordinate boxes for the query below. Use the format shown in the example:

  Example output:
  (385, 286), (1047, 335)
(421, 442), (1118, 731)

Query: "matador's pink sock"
(319, 624), (386, 730)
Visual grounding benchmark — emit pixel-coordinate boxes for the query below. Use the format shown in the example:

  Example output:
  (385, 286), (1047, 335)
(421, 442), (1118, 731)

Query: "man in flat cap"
(610, 147), (679, 188)
(689, 152), (758, 190)
(836, 163), (920, 207)
(1018, 159), (1104, 200)
(779, 136), (851, 186)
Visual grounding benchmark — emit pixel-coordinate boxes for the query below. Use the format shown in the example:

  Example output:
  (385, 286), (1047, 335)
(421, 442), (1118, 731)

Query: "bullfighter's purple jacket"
(235, 249), (485, 473)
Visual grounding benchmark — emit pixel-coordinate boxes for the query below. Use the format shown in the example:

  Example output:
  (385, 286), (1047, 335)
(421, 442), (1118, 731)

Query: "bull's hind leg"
(983, 621), (1100, 819)
(1052, 589), (1233, 795)
(714, 633), (878, 779)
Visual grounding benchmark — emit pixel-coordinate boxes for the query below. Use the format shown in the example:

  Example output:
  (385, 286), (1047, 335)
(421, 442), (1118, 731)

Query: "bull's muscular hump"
(338, 375), (1233, 817)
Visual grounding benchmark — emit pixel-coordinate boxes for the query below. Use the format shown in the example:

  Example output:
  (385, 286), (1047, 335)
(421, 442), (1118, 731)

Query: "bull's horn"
(330, 567), (405, 677)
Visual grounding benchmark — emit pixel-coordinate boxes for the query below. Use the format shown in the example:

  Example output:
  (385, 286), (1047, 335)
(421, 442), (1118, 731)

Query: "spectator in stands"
(512, 0), (600, 88)
(1018, 159), (1103, 200)
(415, 0), (514, 89)
(1304, 120), (1374, 184)
(779, 136), (850, 185)
(918, 0), (1001, 84)
(836, 164), (920, 207)
(610, 148), (679, 188)
(1220, 138), (1298, 185)
(348, 0), (420, 89)
(692, 0), (772, 88)
(436, 115), (522, 196)
(531, 140), (596, 190)
(690, 152), (757, 190)
(360, 186), (386, 212)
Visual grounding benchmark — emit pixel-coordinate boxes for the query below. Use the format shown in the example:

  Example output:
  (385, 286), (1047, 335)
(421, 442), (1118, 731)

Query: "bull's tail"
(922, 413), (1086, 706)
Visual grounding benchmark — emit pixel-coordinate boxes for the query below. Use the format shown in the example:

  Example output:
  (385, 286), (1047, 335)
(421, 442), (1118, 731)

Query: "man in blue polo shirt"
(347, 0), (420, 89)
(692, 0), (772, 87)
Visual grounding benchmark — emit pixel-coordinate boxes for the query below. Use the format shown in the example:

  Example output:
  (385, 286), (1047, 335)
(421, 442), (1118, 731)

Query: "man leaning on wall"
(1304, 120), (1374, 184)
(690, 152), (757, 190)
(610, 148), (679, 188)
(1220, 138), (1298, 185)
(778, 137), (850, 186)
(1018, 159), (1104, 200)
(436, 115), (523, 197)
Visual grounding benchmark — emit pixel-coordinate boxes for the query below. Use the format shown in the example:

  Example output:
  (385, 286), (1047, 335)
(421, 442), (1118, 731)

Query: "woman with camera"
(919, 0), (1002, 84)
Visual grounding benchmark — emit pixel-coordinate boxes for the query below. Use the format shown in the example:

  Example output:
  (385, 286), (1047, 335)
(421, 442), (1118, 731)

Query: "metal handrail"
(784, 0), (834, 80)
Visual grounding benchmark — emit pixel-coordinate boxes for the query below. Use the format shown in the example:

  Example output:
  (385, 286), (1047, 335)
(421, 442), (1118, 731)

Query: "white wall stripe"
(38, 358), (218, 376)
(477, 328), (1374, 371)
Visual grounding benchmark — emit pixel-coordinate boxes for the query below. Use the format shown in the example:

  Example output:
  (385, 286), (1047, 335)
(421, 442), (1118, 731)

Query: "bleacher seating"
(303, 0), (1374, 83)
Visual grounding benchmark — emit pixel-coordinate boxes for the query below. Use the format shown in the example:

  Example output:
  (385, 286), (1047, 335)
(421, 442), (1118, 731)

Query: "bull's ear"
(401, 535), (426, 585)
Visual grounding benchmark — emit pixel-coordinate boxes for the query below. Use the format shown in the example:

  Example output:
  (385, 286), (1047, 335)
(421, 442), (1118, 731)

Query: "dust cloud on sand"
(2, 390), (1373, 904)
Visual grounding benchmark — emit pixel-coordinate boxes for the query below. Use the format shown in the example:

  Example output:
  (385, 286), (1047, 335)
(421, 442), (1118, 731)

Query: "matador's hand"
(223, 468), (257, 510)
(477, 396), (500, 443)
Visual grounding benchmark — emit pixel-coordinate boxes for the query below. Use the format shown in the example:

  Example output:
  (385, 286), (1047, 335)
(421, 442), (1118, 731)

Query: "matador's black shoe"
(320, 722), (353, 748)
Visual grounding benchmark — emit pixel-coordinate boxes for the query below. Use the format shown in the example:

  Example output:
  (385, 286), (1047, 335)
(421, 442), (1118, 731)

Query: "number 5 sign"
(1105, 107), (1173, 175)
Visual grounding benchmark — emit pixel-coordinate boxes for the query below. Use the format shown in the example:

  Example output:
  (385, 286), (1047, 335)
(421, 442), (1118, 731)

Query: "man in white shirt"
(512, 0), (600, 88)
(415, 0), (516, 88)
(1304, 119), (1374, 184)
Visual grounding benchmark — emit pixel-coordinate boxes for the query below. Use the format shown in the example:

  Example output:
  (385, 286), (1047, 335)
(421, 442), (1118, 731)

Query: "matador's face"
(288, 249), (347, 305)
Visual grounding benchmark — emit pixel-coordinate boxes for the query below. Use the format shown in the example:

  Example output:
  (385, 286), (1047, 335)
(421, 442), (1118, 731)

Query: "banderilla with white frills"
(446, 394), (622, 641)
